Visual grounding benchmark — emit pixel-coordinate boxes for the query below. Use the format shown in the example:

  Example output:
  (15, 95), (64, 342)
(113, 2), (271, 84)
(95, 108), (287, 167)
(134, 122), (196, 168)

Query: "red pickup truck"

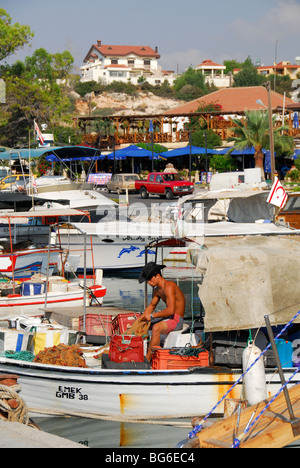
(135, 172), (194, 199)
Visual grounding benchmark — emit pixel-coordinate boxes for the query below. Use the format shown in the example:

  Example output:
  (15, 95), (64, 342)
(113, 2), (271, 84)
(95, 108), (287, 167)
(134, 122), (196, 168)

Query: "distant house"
(195, 59), (230, 88)
(233, 60), (300, 81)
(81, 40), (176, 86)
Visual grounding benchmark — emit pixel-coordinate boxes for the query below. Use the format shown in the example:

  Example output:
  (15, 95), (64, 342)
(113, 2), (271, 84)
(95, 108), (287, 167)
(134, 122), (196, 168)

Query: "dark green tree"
(228, 110), (294, 177)
(233, 56), (265, 87)
(0, 9), (34, 62)
(173, 67), (207, 100)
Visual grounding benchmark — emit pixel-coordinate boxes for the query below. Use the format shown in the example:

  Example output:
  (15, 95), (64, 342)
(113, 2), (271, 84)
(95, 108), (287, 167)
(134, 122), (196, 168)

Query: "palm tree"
(227, 110), (294, 178)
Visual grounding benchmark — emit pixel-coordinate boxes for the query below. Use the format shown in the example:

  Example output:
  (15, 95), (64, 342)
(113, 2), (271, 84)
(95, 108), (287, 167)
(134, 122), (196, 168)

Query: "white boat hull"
(60, 233), (173, 270)
(0, 284), (106, 318)
(0, 359), (299, 419)
(0, 248), (60, 279)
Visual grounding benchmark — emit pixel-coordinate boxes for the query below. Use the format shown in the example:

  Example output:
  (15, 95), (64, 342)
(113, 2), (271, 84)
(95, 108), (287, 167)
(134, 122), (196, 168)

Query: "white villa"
(195, 59), (231, 88)
(80, 40), (176, 86)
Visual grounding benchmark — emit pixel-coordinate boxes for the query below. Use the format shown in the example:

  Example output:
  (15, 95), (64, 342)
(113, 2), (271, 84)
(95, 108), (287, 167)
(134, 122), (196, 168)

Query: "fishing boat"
(55, 187), (300, 272)
(0, 234), (299, 420)
(0, 210), (107, 318)
(0, 210), (67, 279)
(57, 218), (299, 272)
(0, 277), (106, 318)
(0, 356), (299, 420)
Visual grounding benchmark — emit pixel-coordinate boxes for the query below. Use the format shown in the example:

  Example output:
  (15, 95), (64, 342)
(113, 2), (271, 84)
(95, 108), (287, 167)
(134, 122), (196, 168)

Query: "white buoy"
(243, 342), (268, 406)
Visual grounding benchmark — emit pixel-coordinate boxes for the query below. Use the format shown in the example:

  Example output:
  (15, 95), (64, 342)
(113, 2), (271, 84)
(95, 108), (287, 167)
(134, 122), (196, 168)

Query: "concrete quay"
(0, 419), (86, 448)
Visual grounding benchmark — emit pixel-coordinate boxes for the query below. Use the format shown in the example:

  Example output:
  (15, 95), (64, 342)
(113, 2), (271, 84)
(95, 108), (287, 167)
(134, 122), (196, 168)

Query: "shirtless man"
(139, 262), (185, 361)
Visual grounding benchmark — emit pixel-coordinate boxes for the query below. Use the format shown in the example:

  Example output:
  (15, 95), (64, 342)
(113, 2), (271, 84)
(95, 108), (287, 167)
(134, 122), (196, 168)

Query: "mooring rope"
(27, 407), (193, 427)
(0, 384), (29, 425)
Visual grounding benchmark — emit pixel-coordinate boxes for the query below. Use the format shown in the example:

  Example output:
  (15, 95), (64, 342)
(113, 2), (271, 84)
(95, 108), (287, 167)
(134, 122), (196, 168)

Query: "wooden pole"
(266, 81), (276, 183)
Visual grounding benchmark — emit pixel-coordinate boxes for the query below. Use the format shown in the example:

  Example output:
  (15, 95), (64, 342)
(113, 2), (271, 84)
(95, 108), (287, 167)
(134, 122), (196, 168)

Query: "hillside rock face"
(75, 91), (182, 116)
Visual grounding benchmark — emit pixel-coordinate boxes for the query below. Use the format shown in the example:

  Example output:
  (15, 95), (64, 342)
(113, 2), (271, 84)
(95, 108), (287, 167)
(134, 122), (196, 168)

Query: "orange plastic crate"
(112, 313), (141, 335)
(79, 314), (112, 337)
(152, 347), (209, 370)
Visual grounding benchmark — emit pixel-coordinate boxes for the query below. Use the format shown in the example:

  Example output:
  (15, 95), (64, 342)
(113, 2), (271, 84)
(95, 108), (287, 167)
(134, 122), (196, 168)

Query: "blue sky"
(2, 0), (300, 74)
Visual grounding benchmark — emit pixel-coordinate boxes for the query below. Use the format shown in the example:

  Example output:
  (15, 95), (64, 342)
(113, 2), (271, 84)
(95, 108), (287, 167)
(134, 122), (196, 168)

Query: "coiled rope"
(0, 384), (29, 425)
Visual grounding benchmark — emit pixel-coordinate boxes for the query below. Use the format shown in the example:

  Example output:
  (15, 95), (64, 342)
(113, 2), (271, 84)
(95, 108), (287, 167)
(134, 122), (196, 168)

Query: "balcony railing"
(79, 117), (299, 149)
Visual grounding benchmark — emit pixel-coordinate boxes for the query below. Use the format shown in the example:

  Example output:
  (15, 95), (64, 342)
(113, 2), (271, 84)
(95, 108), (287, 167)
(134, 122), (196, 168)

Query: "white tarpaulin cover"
(188, 235), (300, 331)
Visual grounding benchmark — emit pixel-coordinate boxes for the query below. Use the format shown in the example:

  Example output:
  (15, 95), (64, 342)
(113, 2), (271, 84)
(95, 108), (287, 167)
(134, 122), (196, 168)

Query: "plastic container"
(275, 339), (294, 368)
(0, 283), (21, 296)
(48, 281), (68, 293)
(21, 282), (45, 296)
(109, 335), (144, 363)
(112, 313), (141, 335)
(151, 347), (209, 370)
(79, 314), (112, 337)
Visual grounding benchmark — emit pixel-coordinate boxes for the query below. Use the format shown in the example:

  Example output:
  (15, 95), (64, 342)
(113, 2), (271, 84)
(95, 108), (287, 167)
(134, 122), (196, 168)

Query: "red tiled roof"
(275, 63), (300, 69)
(165, 86), (294, 115)
(104, 64), (129, 69)
(85, 43), (160, 62)
(196, 59), (224, 68)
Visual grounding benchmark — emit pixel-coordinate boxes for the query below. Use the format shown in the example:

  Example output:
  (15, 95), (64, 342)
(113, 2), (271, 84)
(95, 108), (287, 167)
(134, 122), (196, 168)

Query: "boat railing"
(188, 309), (300, 443)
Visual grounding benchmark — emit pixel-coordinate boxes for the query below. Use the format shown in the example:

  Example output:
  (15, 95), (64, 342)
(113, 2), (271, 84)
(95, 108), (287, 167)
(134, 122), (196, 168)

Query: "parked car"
(135, 172), (194, 199)
(106, 173), (140, 193)
(0, 174), (29, 191)
(276, 193), (300, 229)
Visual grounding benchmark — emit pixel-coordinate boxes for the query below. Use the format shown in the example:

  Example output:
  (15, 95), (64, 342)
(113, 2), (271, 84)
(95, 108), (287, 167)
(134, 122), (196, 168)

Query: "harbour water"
(31, 269), (202, 449)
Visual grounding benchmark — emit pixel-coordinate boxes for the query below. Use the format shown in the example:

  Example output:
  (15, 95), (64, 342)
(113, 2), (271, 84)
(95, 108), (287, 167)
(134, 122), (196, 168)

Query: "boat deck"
(194, 383), (300, 448)
(44, 305), (138, 330)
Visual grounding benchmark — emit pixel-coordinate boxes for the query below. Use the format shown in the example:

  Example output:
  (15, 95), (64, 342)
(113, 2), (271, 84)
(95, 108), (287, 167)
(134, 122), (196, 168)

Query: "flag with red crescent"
(267, 176), (288, 208)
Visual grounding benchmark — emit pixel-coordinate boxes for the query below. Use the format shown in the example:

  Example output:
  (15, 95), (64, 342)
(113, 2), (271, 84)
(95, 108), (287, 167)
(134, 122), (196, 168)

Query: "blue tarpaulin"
(293, 149), (300, 159)
(0, 146), (102, 160)
(264, 150), (272, 172)
(106, 144), (161, 160)
(46, 155), (105, 162)
(217, 146), (256, 155)
(160, 146), (218, 157)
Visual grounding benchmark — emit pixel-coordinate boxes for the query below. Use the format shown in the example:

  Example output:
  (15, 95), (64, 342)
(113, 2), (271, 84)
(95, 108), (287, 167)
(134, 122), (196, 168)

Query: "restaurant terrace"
(73, 86), (299, 149)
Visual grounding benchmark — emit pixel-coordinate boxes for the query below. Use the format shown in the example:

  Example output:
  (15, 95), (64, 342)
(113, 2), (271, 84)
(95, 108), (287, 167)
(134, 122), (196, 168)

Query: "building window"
(111, 59), (118, 65)
(128, 59), (135, 67)
(110, 71), (126, 77)
(144, 60), (151, 67)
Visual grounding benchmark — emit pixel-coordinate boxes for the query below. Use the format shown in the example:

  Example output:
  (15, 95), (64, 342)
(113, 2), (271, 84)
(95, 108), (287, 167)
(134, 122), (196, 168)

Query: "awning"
(106, 144), (161, 160)
(160, 146), (218, 157)
(0, 208), (88, 224)
(46, 155), (105, 162)
(0, 146), (102, 160)
(216, 146), (270, 156)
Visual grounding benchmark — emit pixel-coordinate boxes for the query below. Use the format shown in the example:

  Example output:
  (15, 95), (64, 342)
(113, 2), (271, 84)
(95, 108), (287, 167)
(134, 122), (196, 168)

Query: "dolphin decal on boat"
(117, 245), (140, 258)
(136, 249), (156, 258)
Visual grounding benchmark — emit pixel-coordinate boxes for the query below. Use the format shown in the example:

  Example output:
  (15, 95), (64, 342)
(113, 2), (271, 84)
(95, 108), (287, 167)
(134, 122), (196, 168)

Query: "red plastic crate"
(152, 347), (209, 370)
(109, 335), (144, 363)
(79, 314), (112, 337)
(112, 313), (141, 335)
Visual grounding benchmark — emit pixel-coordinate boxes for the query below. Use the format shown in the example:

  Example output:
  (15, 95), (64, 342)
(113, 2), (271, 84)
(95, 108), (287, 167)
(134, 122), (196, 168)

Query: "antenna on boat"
(43, 226), (52, 316)
(28, 128), (35, 211)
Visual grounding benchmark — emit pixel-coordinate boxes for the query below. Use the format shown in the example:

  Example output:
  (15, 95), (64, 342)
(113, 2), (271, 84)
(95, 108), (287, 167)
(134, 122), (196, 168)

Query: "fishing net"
(0, 351), (35, 362)
(123, 317), (151, 338)
(34, 343), (88, 368)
